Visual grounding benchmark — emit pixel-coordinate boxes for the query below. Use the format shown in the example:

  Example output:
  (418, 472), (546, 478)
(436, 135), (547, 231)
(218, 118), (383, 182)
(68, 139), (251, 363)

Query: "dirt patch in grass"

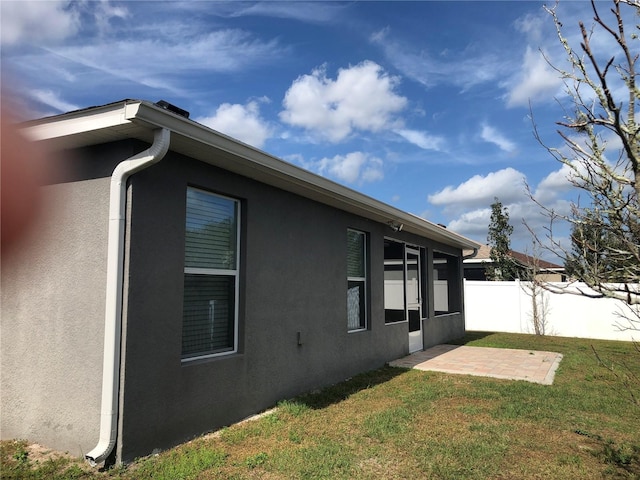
(22, 442), (75, 464)
(1, 440), (72, 462)
(0, 439), (95, 480)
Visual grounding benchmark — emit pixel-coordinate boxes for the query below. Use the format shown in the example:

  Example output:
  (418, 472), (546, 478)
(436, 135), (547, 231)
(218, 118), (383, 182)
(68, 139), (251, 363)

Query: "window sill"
(348, 328), (368, 334)
(181, 349), (238, 365)
(384, 320), (408, 325)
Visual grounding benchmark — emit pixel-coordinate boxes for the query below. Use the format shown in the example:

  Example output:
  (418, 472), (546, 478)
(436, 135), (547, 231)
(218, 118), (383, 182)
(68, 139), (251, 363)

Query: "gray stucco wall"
(1, 178), (109, 455)
(423, 246), (466, 348)
(422, 313), (465, 349)
(1, 139), (466, 463)
(0, 140), (143, 457)
(117, 151), (465, 462)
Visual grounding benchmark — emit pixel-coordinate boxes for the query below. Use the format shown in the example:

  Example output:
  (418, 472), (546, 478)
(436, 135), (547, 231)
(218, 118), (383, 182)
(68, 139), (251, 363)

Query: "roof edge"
(22, 99), (481, 251)
(133, 101), (481, 250)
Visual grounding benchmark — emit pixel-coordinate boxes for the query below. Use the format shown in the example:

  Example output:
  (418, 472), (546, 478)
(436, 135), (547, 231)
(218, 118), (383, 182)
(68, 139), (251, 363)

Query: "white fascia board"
(22, 103), (131, 141)
(129, 101), (481, 251)
(128, 102), (481, 250)
(23, 99), (481, 251)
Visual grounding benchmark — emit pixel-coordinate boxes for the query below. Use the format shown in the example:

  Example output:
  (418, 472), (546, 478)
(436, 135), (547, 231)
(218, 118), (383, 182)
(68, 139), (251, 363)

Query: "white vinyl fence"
(464, 280), (639, 342)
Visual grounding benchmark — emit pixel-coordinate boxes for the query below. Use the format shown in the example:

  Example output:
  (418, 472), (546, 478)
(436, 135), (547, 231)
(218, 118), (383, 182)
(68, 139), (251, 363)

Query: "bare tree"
(528, 0), (639, 405)
(521, 243), (552, 335)
(529, 0), (639, 326)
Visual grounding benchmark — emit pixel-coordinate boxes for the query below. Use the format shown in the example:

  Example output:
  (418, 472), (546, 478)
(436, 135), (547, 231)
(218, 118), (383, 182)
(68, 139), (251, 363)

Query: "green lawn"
(2, 332), (639, 479)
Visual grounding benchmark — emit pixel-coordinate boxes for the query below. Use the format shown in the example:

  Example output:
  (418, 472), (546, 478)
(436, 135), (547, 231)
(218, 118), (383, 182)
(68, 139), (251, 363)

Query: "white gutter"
(129, 102), (481, 251)
(86, 128), (170, 466)
(23, 100), (481, 251)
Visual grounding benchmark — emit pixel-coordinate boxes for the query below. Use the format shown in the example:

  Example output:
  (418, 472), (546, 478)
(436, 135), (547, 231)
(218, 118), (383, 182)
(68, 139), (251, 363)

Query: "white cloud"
(224, 2), (347, 23)
(306, 152), (384, 184)
(31, 90), (80, 113)
(505, 46), (562, 107)
(429, 164), (576, 251)
(394, 129), (446, 151)
(532, 124), (631, 203)
(196, 100), (272, 148)
(534, 163), (578, 203)
(446, 196), (572, 256)
(533, 132), (631, 205)
(505, 2), (637, 112)
(6, 26), (286, 104)
(0, 0), (130, 46)
(56, 29), (280, 76)
(362, 161), (385, 183)
(1, 0), (80, 46)
(513, 12), (547, 43)
(448, 208), (492, 237)
(480, 124), (517, 153)
(371, 27), (513, 92)
(435, 164), (576, 257)
(369, 27), (390, 45)
(93, 1), (130, 35)
(280, 61), (407, 142)
(428, 168), (526, 211)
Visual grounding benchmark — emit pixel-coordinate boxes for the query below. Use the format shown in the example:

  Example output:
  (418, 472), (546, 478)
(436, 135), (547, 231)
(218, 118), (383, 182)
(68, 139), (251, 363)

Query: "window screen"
(347, 229), (367, 331)
(182, 188), (239, 360)
(384, 239), (406, 323)
(434, 251), (460, 315)
(185, 191), (237, 270)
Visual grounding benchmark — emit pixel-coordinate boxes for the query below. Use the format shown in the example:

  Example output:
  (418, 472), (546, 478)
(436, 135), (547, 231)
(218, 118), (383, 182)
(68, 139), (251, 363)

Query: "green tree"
(486, 198), (517, 281)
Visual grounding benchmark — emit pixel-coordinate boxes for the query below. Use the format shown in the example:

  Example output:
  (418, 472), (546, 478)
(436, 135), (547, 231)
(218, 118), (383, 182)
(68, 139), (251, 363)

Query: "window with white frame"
(347, 229), (367, 331)
(182, 187), (239, 361)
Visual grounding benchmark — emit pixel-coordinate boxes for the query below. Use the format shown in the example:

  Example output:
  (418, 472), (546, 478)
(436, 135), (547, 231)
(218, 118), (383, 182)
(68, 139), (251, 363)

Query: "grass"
(2, 332), (639, 479)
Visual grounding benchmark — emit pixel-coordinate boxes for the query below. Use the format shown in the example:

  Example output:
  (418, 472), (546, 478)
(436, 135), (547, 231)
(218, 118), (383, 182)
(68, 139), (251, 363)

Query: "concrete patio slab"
(389, 344), (563, 385)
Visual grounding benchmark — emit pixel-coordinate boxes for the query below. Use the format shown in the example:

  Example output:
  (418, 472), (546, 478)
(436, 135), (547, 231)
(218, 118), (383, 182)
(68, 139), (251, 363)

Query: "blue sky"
(1, 1), (630, 258)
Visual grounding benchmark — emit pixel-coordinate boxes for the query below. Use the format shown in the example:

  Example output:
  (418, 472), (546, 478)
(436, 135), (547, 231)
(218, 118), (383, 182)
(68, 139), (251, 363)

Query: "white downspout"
(86, 128), (170, 466)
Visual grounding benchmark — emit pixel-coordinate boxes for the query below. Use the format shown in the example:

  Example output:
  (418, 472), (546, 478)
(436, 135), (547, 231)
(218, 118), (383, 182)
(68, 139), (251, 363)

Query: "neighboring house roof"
(463, 244), (492, 263)
(463, 244), (564, 271)
(22, 99), (481, 251)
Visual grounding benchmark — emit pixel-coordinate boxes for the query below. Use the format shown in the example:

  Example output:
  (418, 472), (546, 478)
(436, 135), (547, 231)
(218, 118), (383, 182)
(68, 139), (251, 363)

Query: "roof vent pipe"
(86, 127), (170, 466)
(155, 100), (190, 118)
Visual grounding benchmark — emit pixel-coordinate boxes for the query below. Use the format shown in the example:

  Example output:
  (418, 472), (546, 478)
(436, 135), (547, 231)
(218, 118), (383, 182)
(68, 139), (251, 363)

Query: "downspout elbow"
(463, 247), (478, 260)
(85, 128), (170, 466)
